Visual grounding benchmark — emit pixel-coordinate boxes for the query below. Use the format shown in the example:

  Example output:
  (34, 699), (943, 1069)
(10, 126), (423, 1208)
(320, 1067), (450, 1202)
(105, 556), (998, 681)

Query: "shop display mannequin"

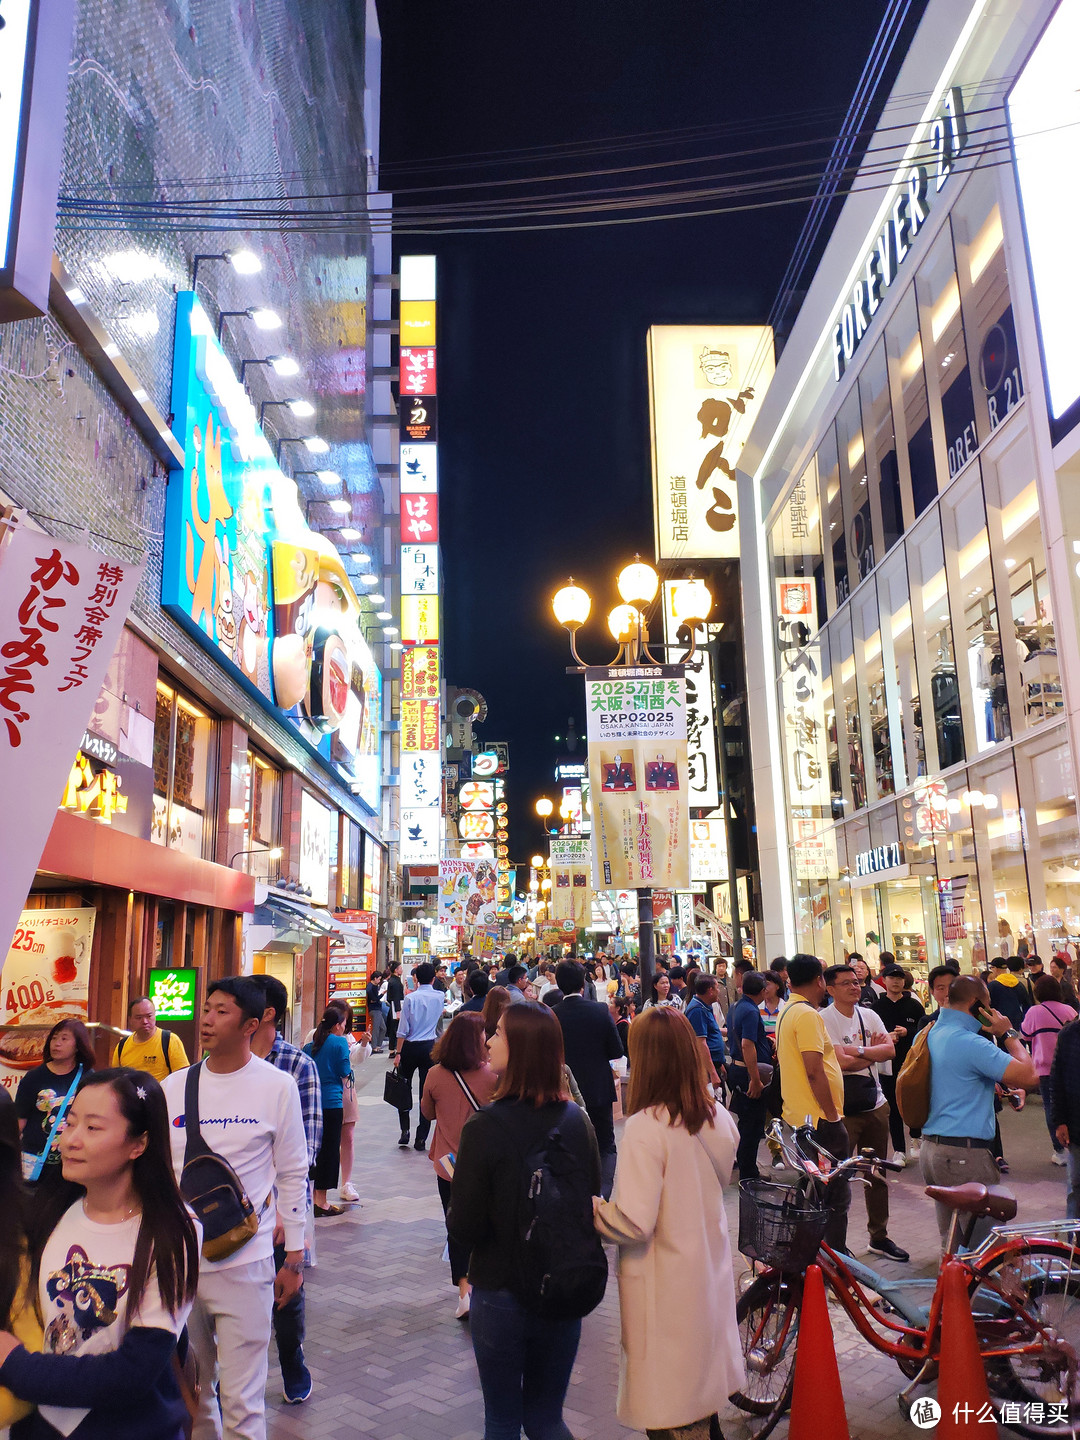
(931, 634), (963, 767)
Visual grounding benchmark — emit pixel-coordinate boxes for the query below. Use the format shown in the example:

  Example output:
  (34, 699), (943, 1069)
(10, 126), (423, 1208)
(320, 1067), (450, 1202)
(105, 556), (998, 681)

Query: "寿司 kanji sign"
(0, 519), (142, 969)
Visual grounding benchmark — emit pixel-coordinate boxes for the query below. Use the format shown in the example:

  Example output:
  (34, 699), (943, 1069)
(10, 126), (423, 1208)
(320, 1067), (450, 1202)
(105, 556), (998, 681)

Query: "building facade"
(0, 0), (394, 1081)
(740, 0), (1080, 982)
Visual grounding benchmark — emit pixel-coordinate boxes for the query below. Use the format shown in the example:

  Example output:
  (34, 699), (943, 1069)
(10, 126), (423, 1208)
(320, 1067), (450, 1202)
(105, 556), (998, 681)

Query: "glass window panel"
(818, 425), (848, 608)
(887, 289), (936, 517)
(986, 436), (1062, 730)
(951, 169), (1026, 441)
(769, 455), (826, 642)
(916, 225), (978, 484)
(832, 609), (866, 810)
(941, 466), (1011, 753)
(821, 622), (844, 821)
(968, 751), (1031, 957)
(150, 680), (216, 858)
(854, 584), (893, 800)
(907, 511), (964, 772)
(878, 549), (923, 789)
(859, 342), (903, 555)
(1018, 734), (1080, 951)
(837, 386), (874, 591)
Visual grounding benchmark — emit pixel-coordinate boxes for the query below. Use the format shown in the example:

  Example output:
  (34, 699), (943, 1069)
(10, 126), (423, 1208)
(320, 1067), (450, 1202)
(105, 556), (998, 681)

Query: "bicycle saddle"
(924, 1182), (1018, 1221)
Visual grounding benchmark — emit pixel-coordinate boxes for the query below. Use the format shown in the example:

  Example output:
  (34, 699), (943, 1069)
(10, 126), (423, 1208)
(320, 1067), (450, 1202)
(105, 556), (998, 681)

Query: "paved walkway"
(266, 1059), (1072, 1440)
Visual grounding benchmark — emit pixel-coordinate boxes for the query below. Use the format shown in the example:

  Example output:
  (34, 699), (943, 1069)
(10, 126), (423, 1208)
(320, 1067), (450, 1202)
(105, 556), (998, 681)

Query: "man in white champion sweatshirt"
(162, 975), (308, 1440)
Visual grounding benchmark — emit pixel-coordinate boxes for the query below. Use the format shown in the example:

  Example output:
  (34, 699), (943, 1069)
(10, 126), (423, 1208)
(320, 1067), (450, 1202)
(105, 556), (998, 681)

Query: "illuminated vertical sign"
(399, 256), (441, 863)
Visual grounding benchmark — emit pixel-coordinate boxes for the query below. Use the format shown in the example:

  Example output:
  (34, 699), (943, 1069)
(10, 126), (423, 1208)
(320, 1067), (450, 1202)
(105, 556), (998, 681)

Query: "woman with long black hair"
(0, 1095), (41, 1429)
(0, 1068), (199, 1439)
(15, 1019), (95, 1177)
(304, 1005), (353, 1216)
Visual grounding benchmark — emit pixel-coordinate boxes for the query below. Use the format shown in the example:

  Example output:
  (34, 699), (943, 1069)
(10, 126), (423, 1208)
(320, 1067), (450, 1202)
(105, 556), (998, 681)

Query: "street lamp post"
(551, 559), (712, 1000)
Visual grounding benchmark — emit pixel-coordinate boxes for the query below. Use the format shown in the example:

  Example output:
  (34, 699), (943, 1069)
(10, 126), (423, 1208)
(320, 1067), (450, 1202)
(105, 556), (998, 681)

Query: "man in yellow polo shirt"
(775, 954), (851, 1252)
(111, 996), (189, 1080)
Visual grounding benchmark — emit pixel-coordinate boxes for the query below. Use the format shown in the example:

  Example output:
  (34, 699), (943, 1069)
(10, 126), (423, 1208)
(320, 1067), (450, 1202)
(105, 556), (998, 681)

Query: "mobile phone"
(975, 1006), (995, 1027)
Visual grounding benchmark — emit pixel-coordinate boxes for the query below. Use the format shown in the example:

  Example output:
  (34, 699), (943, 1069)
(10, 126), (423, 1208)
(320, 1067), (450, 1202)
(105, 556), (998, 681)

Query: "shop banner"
(0, 906), (95, 1096)
(660, 583), (719, 809)
(690, 818), (728, 882)
(550, 837), (592, 925)
(586, 666), (690, 890)
(438, 859), (497, 928)
(648, 325), (774, 559)
(326, 910), (377, 1024)
(0, 528), (141, 970)
(541, 919), (577, 947)
(495, 866), (516, 918)
(676, 892), (695, 945)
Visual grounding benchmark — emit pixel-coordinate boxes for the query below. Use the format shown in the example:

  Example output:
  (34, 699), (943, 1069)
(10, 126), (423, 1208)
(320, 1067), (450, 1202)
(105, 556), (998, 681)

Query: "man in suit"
(555, 958), (623, 1196)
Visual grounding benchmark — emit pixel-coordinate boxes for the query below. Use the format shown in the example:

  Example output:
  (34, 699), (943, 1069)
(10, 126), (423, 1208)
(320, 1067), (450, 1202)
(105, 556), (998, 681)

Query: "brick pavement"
(266, 1062), (1072, 1440)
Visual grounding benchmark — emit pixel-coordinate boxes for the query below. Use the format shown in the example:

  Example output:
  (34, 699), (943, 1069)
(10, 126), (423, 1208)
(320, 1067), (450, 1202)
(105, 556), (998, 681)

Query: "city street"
(267, 1057), (1067, 1440)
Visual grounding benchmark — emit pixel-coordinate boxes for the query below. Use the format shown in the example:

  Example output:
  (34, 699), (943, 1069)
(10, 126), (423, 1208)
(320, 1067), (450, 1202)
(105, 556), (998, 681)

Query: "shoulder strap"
(183, 1060), (213, 1164)
(452, 1070), (481, 1111)
(160, 1029), (173, 1074)
(119, 1034), (129, 1065)
(29, 1066), (83, 1182)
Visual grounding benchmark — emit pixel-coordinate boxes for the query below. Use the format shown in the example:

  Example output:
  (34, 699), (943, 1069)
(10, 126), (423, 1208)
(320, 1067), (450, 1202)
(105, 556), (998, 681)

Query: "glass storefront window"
(821, 624), (843, 821)
(887, 289), (936, 518)
(916, 225), (978, 485)
(832, 609), (866, 811)
(152, 680), (216, 857)
(969, 750), (1031, 958)
(837, 387), (874, 591)
(941, 465), (1011, 754)
(907, 511), (964, 773)
(853, 585), (893, 800)
(1019, 733), (1080, 953)
(242, 751), (280, 875)
(859, 342), (904, 555)
(878, 549), (923, 790)
(818, 425), (848, 609)
(951, 168), (1025, 441)
(984, 434), (1062, 731)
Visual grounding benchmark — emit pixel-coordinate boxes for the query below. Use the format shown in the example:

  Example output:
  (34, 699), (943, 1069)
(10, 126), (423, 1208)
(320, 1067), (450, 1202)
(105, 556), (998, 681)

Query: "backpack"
(493, 1103), (608, 1321)
(179, 1061), (263, 1263)
(120, 1028), (175, 1072)
(894, 1019), (934, 1129)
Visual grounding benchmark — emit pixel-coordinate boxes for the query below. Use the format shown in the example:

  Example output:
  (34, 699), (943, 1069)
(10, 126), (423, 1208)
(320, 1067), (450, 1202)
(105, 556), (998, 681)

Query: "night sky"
(376, 0), (926, 863)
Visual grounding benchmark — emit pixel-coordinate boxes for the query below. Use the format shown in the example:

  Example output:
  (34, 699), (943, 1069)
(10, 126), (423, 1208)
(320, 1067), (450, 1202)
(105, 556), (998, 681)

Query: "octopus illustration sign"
(648, 325), (774, 559)
(162, 292), (382, 811)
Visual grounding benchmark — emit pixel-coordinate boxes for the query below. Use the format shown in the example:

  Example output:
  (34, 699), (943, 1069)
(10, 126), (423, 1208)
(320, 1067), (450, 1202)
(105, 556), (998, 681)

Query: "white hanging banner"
(0, 522), (143, 969)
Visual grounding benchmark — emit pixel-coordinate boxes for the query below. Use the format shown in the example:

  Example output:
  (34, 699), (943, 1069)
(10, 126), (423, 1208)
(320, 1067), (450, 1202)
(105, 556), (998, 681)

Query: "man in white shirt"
(822, 964), (907, 1262)
(162, 976), (309, 1440)
(392, 960), (444, 1150)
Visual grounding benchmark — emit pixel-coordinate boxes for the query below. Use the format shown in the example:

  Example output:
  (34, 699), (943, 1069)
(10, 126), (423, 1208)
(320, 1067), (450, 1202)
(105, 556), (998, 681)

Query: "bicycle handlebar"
(766, 1119), (903, 1181)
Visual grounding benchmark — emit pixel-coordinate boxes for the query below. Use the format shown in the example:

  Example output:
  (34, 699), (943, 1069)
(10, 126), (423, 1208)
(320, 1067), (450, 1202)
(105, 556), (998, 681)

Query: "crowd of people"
(0, 940), (1076, 1440)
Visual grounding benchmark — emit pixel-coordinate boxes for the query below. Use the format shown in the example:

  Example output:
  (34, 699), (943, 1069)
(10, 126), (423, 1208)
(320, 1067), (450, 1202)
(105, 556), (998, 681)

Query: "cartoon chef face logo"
(699, 347), (734, 389)
(44, 1245), (131, 1354)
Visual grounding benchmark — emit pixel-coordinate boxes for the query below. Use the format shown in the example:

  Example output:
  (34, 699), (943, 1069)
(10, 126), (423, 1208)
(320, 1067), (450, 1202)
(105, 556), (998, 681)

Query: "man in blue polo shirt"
(922, 974), (1037, 1244)
(726, 971), (771, 1179)
(684, 974), (726, 1088)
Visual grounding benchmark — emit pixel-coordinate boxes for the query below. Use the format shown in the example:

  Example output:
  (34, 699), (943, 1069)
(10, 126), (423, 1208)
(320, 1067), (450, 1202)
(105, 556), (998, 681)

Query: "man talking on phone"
(921, 975), (1038, 1246)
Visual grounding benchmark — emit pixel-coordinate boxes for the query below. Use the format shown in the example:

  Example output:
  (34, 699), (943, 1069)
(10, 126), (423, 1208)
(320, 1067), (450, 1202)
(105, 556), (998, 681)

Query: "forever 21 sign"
(831, 88), (968, 382)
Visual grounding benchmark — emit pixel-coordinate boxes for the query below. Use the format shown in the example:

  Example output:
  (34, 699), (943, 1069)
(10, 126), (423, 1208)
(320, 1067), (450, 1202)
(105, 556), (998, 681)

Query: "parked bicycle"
(731, 1120), (1080, 1439)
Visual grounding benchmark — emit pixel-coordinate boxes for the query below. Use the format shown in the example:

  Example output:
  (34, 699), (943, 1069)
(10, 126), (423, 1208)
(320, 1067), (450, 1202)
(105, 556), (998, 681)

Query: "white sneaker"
(891, 1152), (907, 1168)
(1052, 1151), (1068, 1167)
(909, 1141), (920, 1159)
(339, 1182), (361, 1202)
(455, 1292), (471, 1320)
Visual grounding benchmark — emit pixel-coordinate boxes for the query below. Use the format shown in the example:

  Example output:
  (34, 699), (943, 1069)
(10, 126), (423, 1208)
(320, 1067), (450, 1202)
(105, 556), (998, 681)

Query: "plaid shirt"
(268, 1035), (323, 1165)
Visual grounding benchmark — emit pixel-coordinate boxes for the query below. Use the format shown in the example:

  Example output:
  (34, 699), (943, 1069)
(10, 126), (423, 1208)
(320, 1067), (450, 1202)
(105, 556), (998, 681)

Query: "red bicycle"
(731, 1122), (1080, 1438)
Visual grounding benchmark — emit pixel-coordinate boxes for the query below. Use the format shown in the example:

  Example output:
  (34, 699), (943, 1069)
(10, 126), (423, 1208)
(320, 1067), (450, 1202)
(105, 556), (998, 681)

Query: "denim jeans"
(1039, 1074), (1063, 1150)
(470, 1288), (581, 1440)
(272, 1241), (309, 1393)
(1065, 1145), (1080, 1220)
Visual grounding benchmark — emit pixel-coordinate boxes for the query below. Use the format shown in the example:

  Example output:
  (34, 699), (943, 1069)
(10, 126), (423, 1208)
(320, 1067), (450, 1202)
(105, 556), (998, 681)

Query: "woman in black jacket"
(384, 962), (405, 1051)
(449, 1002), (601, 1440)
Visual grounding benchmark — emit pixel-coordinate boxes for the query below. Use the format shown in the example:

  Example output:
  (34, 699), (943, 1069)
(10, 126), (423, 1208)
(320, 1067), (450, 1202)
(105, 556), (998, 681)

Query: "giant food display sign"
(163, 293), (382, 811)
(0, 907), (94, 1096)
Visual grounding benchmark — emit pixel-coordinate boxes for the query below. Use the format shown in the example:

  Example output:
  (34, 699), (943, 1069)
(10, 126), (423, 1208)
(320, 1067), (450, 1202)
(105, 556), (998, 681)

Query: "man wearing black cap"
(872, 965), (927, 1166)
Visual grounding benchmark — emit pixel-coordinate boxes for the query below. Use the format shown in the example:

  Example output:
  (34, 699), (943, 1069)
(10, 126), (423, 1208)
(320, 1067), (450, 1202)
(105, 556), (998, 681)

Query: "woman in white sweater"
(594, 1006), (744, 1440)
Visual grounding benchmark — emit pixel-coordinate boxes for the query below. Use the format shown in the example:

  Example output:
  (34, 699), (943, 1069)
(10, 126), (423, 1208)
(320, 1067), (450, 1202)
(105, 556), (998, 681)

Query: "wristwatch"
(280, 1259), (304, 1275)
(856, 1045), (865, 1058)
(1003, 1028), (1021, 1042)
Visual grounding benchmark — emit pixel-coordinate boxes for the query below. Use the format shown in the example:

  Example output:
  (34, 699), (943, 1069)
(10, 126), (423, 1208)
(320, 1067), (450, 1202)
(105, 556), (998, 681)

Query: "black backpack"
(179, 1061), (261, 1263)
(494, 1102), (608, 1321)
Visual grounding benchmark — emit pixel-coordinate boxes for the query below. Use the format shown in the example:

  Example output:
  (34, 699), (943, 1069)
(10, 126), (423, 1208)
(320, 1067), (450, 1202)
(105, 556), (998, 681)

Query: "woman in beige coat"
(594, 1006), (744, 1440)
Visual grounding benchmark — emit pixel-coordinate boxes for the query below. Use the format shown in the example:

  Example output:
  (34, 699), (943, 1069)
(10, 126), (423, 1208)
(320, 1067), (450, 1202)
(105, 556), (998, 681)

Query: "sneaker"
(891, 1152), (907, 1169)
(454, 1292), (471, 1320)
(1052, 1151), (1068, 1167)
(398, 1132), (410, 1149)
(314, 1203), (347, 1218)
(996, 1157), (1010, 1174)
(868, 1237), (910, 1263)
(340, 1182), (361, 1202)
(909, 1140), (921, 1160)
(282, 1369), (313, 1405)
(414, 1138), (427, 1152)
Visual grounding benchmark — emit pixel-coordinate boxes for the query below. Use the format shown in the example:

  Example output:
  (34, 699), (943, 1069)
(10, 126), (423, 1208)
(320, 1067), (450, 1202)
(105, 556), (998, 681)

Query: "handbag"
(179, 1062), (263, 1263)
(842, 1013), (879, 1116)
(383, 1065), (410, 1111)
(23, 1065), (83, 1181)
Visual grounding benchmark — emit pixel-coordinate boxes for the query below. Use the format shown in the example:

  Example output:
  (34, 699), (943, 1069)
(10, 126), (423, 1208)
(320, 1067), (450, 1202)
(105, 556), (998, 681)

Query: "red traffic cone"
(936, 1258), (993, 1436)
(788, 1263), (850, 1440)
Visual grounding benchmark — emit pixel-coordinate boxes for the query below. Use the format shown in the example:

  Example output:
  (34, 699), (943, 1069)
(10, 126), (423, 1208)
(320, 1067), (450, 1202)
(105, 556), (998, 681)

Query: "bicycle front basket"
(738, 1178), (829, 1272)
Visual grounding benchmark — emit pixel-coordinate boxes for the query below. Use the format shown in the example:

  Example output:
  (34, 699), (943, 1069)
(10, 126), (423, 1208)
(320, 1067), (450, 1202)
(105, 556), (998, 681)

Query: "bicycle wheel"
(970, 1240), (1080, 1438)
(730, 1270), (802, 1438)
